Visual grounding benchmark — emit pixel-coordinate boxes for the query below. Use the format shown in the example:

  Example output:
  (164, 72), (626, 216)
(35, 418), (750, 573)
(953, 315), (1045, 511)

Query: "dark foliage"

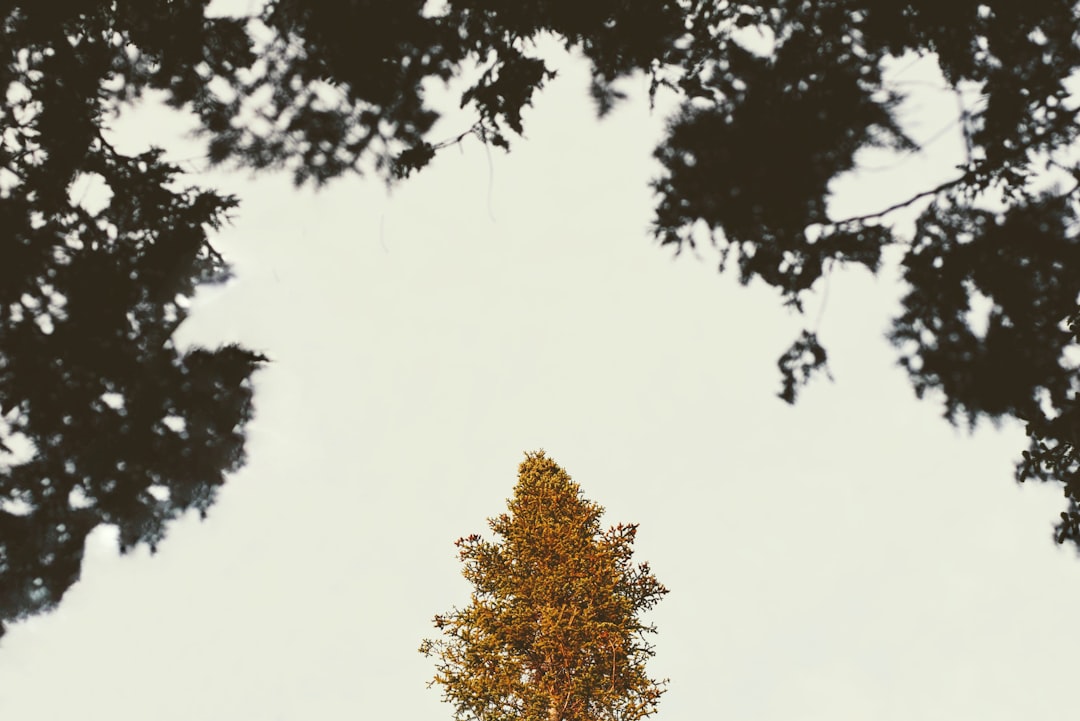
(0, 2), (270, 637)
(0, 133), (268, 636)
(3, 0), (1080, 637)
(651, 1), (1080, 545)
(0, 0), (682, 636)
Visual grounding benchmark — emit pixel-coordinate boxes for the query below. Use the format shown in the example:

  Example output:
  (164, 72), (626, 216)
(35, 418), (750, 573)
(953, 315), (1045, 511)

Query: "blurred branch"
(829, 176), (966, 229)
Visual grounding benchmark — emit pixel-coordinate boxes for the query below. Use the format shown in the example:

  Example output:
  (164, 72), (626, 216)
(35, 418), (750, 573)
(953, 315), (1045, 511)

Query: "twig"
(828, 176), (965, 228)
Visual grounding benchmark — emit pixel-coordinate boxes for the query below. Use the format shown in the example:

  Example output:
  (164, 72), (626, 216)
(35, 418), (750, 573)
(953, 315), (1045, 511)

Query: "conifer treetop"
(421, 451), (668, 721)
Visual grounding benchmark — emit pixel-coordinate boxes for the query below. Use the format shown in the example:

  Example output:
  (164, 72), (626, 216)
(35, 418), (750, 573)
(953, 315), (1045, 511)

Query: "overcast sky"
(2, 43), (1080, 721)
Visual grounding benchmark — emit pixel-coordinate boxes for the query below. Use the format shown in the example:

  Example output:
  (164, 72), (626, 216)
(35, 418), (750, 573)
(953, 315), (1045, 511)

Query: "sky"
(3, 38), (1080, 721)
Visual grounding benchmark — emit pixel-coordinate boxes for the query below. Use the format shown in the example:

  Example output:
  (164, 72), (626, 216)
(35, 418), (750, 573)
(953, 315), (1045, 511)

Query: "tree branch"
(828, 176), (966, 228)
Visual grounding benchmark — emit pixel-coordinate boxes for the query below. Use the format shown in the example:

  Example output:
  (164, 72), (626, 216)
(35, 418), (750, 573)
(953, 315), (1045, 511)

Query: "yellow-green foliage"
(420, 451), (668, 721)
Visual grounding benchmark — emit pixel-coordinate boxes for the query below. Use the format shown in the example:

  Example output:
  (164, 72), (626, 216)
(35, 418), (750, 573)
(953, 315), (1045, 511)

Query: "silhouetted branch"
(829, 176), (966, 229)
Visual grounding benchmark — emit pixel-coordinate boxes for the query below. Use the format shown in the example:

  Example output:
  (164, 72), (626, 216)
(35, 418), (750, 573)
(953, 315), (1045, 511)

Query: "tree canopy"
(2, 0), (1079, 634)
(420, 451), (668, 721)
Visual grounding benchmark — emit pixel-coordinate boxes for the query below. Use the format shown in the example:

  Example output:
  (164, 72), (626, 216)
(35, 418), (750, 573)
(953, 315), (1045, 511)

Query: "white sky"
(3, 46), (1080, 721)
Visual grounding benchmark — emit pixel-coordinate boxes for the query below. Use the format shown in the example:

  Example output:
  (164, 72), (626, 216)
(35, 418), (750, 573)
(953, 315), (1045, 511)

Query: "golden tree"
(420, 451), (668, 721)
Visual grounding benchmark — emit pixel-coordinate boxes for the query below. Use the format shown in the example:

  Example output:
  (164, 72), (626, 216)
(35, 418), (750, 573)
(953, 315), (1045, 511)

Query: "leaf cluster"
(0, 2), (269, 637)
(649, 2), (1080, 537)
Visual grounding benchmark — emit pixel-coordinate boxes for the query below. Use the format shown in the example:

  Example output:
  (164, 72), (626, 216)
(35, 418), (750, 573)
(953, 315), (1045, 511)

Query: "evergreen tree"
(421, 451), (668, 721)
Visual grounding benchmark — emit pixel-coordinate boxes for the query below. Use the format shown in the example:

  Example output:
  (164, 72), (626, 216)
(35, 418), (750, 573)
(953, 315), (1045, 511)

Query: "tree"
(0, 2), (273, 636)
(420, 451), (668, 721)
(3, 1), (1080, 635)
(0, 135), (267, 638)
